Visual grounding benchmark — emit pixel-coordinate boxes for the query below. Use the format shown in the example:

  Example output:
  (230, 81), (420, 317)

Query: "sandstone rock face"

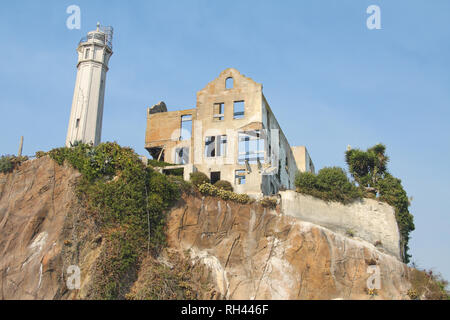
(0, 157), (101, 300)
(0, 157), (78, 299)
(167, 195), (412, 300)
(0, 158), (413, 300)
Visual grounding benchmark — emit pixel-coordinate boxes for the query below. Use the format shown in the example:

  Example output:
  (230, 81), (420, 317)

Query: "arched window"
(226, 77), (234, 89)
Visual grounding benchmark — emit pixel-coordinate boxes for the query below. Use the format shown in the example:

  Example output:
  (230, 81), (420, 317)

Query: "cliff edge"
(0, 157), (422, 299)
(167, 195), (410, 299)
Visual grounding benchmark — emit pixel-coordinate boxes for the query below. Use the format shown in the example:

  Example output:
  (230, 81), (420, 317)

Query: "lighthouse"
(66, 23), (113, 147)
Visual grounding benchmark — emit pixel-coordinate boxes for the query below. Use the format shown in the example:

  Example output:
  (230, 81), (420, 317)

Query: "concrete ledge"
(279, 190), (401, 259)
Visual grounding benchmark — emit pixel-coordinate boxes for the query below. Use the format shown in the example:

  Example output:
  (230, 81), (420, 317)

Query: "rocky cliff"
(0, 157), (84, 299)
(167, 195), (411, 299)
(0, 157), (420, 299)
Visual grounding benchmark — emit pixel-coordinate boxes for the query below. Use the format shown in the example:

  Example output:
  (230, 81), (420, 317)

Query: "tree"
(345, 143), (389, 188)
(345, 143), (413, 263)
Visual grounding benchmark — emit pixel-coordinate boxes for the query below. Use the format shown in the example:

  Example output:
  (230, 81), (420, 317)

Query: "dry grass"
(126, 249), (215, 300)
(408, 268), (449, 300)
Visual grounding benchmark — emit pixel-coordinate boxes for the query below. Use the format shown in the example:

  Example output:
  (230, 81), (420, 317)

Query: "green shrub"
(316, 167), (360, 203)
(167, 175), (194, 194)
(190, 171), (210, 188)
(295, 171), (317, 190)
(0, 155), (28, 174)
(214, 180), (234, 192)
(163, 167), (184, 177)
(35, 151), (47, 158)
(378, 173), (415, 262)
(148, 159), (175, 168)
(0, 155), (14, 174)
(295, 167), (359, 204)
(345, 143), (389, 188)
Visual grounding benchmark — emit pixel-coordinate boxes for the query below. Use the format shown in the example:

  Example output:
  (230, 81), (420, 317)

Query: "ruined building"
(145, 68), (314, 197)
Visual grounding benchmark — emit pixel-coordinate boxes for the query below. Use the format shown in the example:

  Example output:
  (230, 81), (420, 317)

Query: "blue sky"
(1, 1), (449, 281)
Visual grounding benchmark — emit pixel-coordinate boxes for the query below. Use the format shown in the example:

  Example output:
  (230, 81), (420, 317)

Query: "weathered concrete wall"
(145, 108), (196, 162)
(261, 95), (299, 194)
(280, 191), (401, 259)
(194, 68), (265, 196)
(291, 146), (315, 174)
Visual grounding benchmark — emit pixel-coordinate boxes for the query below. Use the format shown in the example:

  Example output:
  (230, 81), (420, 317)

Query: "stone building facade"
(145, 68), (314, 197)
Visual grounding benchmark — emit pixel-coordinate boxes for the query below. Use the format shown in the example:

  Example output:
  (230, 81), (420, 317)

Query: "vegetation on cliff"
(295, 144), (415, 263)
(198, 182), (251, 204)
(190, 171), (250, 204)
(1, 144), (448, 300)
(346, 144), (415, 263)
(295, 167), (361, 204)
(408, 267), (449, 300)
(189, 171), (210, 188)
(213, 180), (234, 192)
(126, 251), (214, 300)
(148, 159), (184, 176)
(0, 156), (14, 173)
(0, 155), (28, 174)
(48, 142), (188, 299)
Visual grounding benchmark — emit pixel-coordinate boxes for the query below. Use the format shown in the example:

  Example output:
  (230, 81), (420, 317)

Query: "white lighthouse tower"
(66, 23), (113, 147)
